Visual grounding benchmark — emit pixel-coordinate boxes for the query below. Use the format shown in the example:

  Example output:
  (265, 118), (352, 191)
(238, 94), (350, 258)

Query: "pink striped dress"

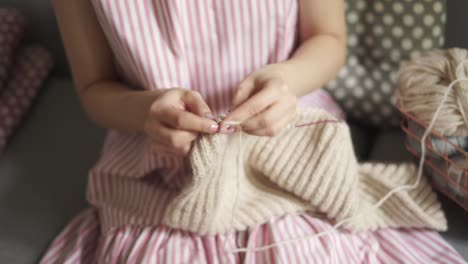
(41, 0), (466, 263)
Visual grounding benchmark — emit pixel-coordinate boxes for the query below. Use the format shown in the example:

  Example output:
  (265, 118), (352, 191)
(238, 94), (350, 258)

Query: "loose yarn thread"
(223, 60), (468, 254)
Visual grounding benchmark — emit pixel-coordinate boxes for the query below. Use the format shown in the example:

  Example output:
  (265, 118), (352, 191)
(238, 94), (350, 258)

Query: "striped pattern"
(40, 209), (466, 264)
(86, 0), (345, 234)
(91, 0), (299, 111)
(40, 0), (466, 263)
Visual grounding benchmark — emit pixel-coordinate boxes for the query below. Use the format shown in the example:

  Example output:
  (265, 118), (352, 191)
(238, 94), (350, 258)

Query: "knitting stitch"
(160, 108), (446, 235)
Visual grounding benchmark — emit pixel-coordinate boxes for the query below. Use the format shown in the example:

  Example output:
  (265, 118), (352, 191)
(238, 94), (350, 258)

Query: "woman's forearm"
(53, 0), (158, 132)
(284, 34), (346, 97)
(79, 81), (160, 132)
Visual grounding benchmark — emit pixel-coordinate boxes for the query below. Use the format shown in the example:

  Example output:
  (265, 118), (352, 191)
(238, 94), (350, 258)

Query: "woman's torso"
(86, 0), (339, 233)
(91, 0), (299, 113)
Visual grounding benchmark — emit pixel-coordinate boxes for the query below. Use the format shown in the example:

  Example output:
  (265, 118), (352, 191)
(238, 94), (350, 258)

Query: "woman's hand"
(144, 88), (219, 156)
(220, 0), (346, 137)
(222, 64), (297, 137)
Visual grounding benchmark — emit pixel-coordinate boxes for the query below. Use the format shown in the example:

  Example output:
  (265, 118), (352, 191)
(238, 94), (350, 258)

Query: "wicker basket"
(397, 103), (468, 211)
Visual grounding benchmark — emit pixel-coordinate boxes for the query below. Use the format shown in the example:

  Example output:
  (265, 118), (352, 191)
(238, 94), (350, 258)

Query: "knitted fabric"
(160, 108), (447, 235)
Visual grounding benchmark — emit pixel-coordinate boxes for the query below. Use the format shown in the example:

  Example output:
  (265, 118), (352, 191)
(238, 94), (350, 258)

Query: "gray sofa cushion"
(0, 78), (104, 263)
(445, 0), (468, 49)
(369, 130), (412, 162)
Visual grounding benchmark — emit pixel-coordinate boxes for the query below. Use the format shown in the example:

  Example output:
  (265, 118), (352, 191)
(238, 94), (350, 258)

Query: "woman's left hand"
(222, 64), (297, 137)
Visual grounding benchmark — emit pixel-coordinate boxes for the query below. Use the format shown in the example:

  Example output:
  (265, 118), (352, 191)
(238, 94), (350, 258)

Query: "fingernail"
(210, 123), (219, 133)
(220, 125), (237, 134)
(205, 113), (216, 121)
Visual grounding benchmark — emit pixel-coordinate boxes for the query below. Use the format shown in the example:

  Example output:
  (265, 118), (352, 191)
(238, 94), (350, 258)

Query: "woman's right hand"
(144, 88), (219, 156)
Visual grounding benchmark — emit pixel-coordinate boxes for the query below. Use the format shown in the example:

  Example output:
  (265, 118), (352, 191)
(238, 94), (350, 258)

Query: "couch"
(0, 0), (466, 263)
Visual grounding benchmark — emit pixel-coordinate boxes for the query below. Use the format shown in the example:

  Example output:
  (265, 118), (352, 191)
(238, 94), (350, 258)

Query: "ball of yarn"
(397, 48), (468, 137)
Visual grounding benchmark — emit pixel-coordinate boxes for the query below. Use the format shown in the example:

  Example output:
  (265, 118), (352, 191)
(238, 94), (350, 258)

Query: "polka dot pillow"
(0, 46), (54, 154)
(0, 8), (27, 93)
(324, 0), (446, 126)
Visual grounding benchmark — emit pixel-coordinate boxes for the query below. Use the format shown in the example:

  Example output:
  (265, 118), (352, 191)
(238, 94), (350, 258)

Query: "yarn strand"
(221, 120), (242, 255)
(225, 60), (468, 254)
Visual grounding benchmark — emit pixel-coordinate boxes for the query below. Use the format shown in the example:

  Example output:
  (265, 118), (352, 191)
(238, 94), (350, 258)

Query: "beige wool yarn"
(158, 108), (447, 235)
(397, 48), (468, 136)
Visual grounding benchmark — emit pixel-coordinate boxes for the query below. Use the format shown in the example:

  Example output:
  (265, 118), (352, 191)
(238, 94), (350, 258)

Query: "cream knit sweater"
(160, 108), (447, 235)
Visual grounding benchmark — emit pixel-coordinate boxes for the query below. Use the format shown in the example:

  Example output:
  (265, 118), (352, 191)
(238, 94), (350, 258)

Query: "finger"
(244, 111), (294, 137)
(182, 90), (213, 116)
(232, 78), (255, 108)
(224, 80), (283, 124)
(159, 106), (219, 134)
(241, 100), (293, 131)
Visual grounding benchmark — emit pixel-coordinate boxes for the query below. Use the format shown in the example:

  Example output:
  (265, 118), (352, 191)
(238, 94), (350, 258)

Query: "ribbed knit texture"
(89, 108), (447, 235)
(160, 108), (447, 235)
